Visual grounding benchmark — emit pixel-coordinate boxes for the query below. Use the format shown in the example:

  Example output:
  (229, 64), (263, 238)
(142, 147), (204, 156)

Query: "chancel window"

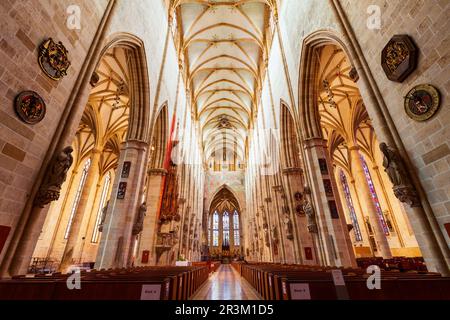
(360, 155), (390, 235)
(340, 170), (363, 241)
(223, 212), (230, 247)
(91, 172), (111, 243)
(212, 211), (219, 246)
(233, 210), (240, 246)
(64, 159), (91, 239)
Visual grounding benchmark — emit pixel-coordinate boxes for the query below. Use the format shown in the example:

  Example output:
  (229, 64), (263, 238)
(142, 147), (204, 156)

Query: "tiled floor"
(191, 265), (262, 300)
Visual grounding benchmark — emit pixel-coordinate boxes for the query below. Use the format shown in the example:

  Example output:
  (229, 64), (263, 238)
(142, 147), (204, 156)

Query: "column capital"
(348, 145), (360, 152)
(121, 140), (149, 152)
(282, 167), (303, 176)
(303, 137), (327, 149)
(148, 168), (168, 176)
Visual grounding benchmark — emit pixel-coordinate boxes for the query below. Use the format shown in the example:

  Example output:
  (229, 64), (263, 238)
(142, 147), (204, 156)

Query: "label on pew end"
(290, 283), (311, 300)
(140, 284), (161, 300)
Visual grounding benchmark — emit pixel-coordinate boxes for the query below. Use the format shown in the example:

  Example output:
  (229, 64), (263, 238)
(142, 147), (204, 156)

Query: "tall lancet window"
(223, 211), (230, 247)
(64, 158), (91, 239)
(212, 211), (219, 246)
(360, 155), (390, 235)
(91, 172), (111, 243)
(339, 170), (363, 241)
(233, 210), (240, 246)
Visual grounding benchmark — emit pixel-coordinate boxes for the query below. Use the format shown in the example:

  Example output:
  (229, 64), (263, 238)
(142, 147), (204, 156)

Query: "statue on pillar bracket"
(283, 213), (294, 240)
(380, 143), (420, 207)
(34, 146), (74, 208)
(302, 186), (318, 234)
(132, 202), (147, 235)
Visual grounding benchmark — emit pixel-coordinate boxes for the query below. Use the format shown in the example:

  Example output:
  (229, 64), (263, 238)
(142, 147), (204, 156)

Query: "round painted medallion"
(14, 91), (46, 124)
(404, 84), (440, 121)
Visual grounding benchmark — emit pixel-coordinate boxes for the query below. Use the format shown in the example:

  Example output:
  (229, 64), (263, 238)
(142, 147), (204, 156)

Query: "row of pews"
(0, 265), (210, 300)
(232, 262), (450, 300)
(192, 261), (221, 273)
(356, 257), (427, 272)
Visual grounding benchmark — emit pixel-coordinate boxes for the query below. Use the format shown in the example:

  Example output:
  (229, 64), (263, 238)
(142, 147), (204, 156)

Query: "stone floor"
(191, 264), (262, 300)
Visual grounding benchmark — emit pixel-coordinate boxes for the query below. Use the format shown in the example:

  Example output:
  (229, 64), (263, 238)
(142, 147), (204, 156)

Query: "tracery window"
(64, 159), (91, 239)
(223, 212), (230, 247)
(91, 172), (111, 243)
(360, 155), (390, 235)
(339, 170), (363, 241)
(233, 210), (240, 246)
(212, 211), (219, 246)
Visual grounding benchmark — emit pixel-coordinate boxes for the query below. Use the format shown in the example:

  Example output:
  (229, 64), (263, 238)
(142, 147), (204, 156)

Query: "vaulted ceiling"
(317, 45), (376, 173)
(75, 47), (130, 175)
(172, 0), (274, 166)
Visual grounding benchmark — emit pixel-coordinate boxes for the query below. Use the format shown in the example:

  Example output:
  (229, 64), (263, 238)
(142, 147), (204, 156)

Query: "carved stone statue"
(380, 143), (420, 207)
(132, 202), (147, 235)
(264, 228), (270, 247)
(98, 200), (109, 232)
(380, 143), (406, 186)
(35, 146), (74, 207)
(283, 214), (294, 240)
(271, 225), (279, 245)
(303, 199), (318, 233)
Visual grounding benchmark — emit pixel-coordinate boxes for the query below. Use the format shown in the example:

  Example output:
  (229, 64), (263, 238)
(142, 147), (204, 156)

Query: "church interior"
(0, 0), (449, 302)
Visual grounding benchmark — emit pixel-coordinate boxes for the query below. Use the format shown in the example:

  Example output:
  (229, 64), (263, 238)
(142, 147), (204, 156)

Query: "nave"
(0, 0), (449, 304)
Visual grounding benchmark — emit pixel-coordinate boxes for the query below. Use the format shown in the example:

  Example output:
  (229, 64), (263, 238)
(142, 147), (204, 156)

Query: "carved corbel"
(34, 146), (74, 208)
(380, 143), (420, 207)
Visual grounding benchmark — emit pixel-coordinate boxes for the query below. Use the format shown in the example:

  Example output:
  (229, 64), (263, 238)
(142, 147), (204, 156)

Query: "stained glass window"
(223, 231), (230, 247)
(360, 155), (390, 235)
(233, 211), (240, 246)
(91, 172), (111, 243)
(64, 159), (91, 239)
(213, 211), (219, 246)
(223, 211), (229, 230)
(339, 170), (363, 241)
(223, 212), (230, 247)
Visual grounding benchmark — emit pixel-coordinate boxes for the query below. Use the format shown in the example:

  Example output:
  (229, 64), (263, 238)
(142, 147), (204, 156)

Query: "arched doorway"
(299, 33), (422, 265)
(31, 46), (134, 273)
(314, 44), (420, 258)
(207, 187), (242, 262)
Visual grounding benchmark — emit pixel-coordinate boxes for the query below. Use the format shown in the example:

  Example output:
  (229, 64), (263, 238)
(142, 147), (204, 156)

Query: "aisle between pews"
(191, 265), (261, 300)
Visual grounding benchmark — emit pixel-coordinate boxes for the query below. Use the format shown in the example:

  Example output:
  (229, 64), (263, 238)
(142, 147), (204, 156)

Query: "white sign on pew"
(140, 284), (161, 300)
(290, 283), (311, 300)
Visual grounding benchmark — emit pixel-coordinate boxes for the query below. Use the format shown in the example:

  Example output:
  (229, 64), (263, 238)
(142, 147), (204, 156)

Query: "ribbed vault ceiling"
(174, 0), (273, 164)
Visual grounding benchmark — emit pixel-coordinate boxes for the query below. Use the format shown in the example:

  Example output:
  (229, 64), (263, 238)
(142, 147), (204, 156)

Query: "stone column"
(95, 140), (148, 270)
(303, 138), (356, 267)
(136, 168), (166, 266)
(282, 167), (309, 265)
(349, 146), (392, 258)
(60, 149), (101, 272)
(372, 165), (405, 247)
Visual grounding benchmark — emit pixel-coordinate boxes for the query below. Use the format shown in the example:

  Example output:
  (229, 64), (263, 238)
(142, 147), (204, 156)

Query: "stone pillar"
(60, 150), (101, 272)
(303, 138), (356, 267)
(282, 167), (311, 265)
(372, 165), (405, 247)
(349, 146), (392, 258)
(95, 140), (148, 270)
(136, 168), (166, 266)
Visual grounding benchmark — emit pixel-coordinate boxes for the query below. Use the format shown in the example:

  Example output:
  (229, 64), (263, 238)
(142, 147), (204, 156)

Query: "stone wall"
(0, 0), (109, 263)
